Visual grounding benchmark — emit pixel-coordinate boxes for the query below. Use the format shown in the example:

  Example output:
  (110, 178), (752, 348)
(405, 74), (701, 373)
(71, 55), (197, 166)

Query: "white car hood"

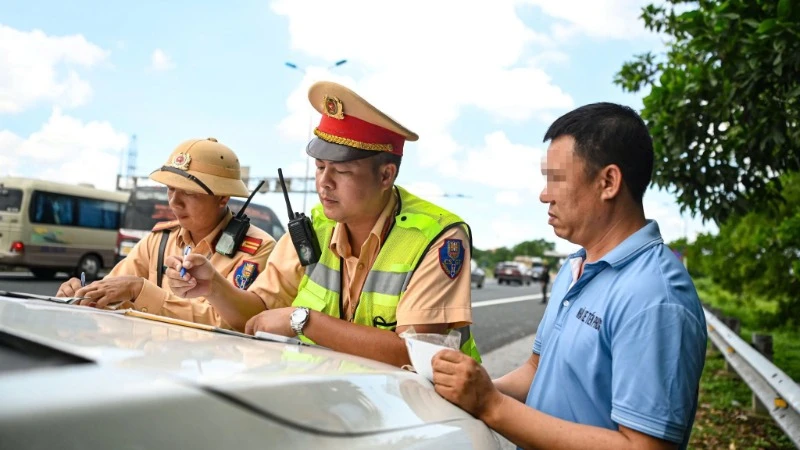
(0, 296), (474, 435)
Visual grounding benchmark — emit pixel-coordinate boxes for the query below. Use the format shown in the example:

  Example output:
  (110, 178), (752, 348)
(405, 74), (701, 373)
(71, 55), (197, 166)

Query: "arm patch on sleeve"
(438, 239), (464, 279)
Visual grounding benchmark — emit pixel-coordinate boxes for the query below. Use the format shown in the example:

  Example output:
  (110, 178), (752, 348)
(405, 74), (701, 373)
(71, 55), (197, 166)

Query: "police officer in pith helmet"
(56, 137), (276, 329)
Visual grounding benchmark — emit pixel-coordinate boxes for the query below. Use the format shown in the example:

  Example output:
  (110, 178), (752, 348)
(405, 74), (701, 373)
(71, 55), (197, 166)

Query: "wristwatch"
(290, 307), (311, 337)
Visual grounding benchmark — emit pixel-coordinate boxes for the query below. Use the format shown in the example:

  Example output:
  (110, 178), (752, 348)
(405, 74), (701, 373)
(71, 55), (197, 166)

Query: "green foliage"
(683, 171), (800, 327)
(616, 0), (800, 224)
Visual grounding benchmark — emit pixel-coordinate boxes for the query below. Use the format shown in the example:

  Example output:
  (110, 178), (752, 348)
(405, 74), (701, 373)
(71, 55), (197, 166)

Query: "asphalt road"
(0, 272), (547, 354)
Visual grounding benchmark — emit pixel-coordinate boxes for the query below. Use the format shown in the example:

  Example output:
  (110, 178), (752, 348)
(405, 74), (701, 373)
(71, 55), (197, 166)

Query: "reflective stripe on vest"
(306, 263), (340, 293)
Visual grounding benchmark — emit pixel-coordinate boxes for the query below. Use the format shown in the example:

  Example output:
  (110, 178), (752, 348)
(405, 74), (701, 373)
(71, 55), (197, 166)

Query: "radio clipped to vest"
(278, 168), (320, 266)
(216, 180), (265, 257)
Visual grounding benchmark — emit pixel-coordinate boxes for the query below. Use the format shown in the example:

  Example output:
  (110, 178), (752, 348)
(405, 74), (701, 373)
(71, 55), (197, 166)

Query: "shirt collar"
(330, 190), (398, 258)
(568, 220), (664, 269)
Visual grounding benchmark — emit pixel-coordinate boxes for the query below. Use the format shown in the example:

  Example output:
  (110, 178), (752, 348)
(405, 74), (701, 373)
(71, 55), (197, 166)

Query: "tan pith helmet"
(149, 137), (250, 197)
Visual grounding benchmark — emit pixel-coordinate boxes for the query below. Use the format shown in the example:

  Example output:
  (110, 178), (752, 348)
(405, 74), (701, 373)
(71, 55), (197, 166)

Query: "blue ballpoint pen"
(180, 246), (191, 277)
(80, 271), (86, 287)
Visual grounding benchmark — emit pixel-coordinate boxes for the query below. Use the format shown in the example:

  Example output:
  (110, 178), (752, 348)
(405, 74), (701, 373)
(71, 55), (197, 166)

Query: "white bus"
(0, 177), (129, 280)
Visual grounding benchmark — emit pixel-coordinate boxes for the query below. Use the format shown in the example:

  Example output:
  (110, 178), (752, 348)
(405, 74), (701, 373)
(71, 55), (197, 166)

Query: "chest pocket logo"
(576, 307), (603, 331)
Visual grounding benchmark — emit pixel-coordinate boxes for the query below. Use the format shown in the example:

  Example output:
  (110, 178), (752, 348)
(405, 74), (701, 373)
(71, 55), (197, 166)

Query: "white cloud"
(403, 181), (445, 200)
(528, 50), (571, 68)
(0, 108), (129, 191)
(0, 24), (108, 113)
(150, 48), (175, 71)
(496, 191), (523, 206)
(271, 0), (574, 160)
(0, 130), (23, 173)
(458, 131), (545, 193)
(519, 0), (651, 39)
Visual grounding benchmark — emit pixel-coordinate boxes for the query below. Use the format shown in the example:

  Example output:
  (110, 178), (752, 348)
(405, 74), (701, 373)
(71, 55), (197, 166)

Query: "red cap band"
(315, 114), (406, 156)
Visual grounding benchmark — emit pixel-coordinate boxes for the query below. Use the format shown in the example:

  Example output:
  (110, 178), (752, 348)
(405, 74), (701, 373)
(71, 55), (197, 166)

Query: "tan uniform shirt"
(249, 191), (472, 328)
(109, 212), (275, 328)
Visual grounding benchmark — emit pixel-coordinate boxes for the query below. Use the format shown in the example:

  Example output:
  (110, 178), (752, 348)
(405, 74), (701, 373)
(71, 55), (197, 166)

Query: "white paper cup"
(405, 338), (452, 382)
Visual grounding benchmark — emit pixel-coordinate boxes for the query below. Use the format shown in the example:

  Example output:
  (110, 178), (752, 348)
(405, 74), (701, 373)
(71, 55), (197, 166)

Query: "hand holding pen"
(163, 247), (214, 298)
(180, 246), (191, 277)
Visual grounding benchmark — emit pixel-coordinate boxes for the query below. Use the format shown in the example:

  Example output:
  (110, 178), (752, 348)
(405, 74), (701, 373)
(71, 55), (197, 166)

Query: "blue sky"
(0, 0), (713, 254)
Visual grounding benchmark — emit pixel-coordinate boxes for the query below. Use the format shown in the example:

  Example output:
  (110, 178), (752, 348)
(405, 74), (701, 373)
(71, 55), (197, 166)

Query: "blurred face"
(539, 136), (602, 246)
(315, 157), (392, 224)
(167, 188), (228, 232)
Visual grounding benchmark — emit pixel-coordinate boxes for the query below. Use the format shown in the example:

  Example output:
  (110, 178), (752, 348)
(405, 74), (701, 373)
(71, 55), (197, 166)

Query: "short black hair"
(370, 152), (402, 179)
(543, 102), (653, 203)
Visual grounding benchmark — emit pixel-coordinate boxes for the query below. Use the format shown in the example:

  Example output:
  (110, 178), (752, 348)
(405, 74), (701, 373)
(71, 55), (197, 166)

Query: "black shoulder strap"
(156, 229), (170, 288)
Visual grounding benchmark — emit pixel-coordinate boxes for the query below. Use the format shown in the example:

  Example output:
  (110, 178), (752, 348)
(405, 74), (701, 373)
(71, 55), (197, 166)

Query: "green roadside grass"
(689, 278), (799, 449)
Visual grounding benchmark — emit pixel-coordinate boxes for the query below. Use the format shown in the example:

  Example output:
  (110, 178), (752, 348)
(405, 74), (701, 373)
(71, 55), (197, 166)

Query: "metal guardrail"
(704, 308), (800, 448)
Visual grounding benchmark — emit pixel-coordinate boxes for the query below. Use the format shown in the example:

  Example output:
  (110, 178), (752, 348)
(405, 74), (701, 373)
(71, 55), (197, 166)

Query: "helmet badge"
(169, 152), (191, 171)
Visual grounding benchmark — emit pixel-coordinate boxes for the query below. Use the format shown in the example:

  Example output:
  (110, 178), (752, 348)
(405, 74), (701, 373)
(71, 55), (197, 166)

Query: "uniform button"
(357, 263), (365, 271)
(562, 300), (569, 307)
(141, 307), (148, 313)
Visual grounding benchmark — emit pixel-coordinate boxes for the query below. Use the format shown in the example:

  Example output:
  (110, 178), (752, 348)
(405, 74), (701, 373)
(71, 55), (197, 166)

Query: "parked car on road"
(470, 260), (485, 289)
(0, 294), (501, 449)
(495, 261), (531, 286)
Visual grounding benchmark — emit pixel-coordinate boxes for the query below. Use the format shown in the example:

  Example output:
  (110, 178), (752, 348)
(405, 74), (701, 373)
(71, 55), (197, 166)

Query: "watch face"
(291, 308), (308, 323)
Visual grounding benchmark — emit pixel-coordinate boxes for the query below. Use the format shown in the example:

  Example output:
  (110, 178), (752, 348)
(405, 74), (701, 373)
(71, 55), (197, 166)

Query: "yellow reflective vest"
(292, 186), (481, 362)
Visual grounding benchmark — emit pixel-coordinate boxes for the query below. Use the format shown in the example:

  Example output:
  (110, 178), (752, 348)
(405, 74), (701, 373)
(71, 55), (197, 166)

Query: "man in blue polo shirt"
(431, 103), (707, 450)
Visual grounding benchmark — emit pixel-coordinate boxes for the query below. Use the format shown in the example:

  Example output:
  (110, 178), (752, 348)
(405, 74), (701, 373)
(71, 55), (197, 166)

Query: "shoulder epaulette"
(151, 220), (181, 232)
(239, 236), (262, 255)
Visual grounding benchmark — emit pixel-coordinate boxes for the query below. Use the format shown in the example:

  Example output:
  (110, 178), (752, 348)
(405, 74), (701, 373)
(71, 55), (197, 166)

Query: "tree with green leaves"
(672, 171), (800, 327)
(615, 0), (800, 224)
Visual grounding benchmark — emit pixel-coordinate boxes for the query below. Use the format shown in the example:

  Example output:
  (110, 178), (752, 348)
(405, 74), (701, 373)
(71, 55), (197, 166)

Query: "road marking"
(473, 293), (544, 308)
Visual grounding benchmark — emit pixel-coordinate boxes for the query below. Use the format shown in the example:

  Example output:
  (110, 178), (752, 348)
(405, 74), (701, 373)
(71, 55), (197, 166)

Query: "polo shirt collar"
(568, 220), (664, 269)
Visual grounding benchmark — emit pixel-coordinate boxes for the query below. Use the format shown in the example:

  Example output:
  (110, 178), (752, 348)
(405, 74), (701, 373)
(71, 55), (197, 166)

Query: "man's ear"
(380, 163), (398, 188)
(598, 165), (623, 201)
(218, 196), (231, 208)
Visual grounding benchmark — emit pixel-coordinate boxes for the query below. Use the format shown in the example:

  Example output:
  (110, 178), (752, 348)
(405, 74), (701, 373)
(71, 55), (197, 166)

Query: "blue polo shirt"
(526, 221), (706, 449)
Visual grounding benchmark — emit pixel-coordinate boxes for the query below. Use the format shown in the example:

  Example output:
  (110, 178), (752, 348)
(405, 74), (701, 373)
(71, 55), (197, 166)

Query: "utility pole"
(125, 135), (138, 190)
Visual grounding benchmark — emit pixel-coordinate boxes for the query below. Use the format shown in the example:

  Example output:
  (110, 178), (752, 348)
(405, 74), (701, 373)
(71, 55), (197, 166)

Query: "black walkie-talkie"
(279, 168), (320, 266)
(216, 180), (265, 257)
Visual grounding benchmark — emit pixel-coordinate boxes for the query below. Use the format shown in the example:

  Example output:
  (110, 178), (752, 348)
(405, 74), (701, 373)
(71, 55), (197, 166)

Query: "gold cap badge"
(169, 152), (191, 171)
(323, 95), (344, 120)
